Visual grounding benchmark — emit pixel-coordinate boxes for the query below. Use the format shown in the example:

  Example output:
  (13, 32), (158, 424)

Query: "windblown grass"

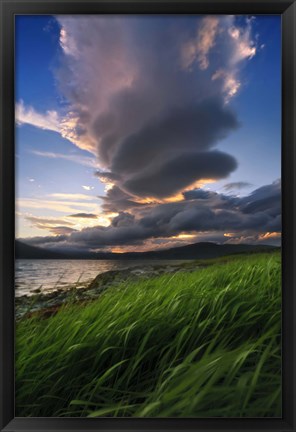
(15, 252), (281, 417)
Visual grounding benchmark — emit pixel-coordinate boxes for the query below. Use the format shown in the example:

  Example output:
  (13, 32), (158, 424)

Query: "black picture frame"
(0, 0), (295, 431)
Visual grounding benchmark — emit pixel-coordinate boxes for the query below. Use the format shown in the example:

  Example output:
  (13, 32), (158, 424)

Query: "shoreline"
(15, 250), (279, 320)
(15, 260), (202, 320)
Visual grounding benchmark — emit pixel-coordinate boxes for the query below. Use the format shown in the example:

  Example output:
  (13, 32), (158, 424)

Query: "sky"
(15, 14), (281, 252)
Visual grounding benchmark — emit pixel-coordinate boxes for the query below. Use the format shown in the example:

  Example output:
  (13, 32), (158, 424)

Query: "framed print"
(0, 0), (295, 431)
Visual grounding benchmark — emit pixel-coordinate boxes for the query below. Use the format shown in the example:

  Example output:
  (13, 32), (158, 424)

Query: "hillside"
(16, 252), (281, 417)
(15, 240), (278, 260)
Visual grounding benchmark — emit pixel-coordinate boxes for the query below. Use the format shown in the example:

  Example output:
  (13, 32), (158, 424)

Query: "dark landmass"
(15, 239), (279, 261)
(15, 241), (67, 259)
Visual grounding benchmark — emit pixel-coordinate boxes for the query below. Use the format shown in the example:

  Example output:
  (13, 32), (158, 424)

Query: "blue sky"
(15, 15), (281, 251)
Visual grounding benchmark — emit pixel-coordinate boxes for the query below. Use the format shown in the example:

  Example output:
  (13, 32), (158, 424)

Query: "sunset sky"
(15, 15), (281, 253)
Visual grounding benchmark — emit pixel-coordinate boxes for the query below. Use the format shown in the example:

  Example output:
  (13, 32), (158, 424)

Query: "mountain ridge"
(15, 240), (279, 260)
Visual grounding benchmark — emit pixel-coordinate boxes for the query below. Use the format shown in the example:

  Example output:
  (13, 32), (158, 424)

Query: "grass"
(15, 252), (281, 418)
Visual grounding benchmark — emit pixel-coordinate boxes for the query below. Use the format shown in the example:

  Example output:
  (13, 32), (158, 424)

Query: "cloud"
(17, 15), (268, 251)
(23, 180), (281, 250)
(181, 16), (219, 70)
(228, 20), (256, 64)
(99, 186), (147, 213)
(21, 212), (107, 237)
(110, 98), (238, 176)
(23, 235), (68, 246)
(48, 193), (95, 201)
(23, 215), (77, 236)
(25, 215), (75, 227)
(16, 104), (95, 153)
(69, 213), (97, 219)
(17, 197), (99, 214)
(82, 185), (94, 191)
(111, 212), (135, 227)
(51, 15), (259, 205)
(238, 180), (281, 217)
(123, 150), (237, 198)
(48, 226), (78, 235)
(17, 16), (259, 203)
(183, 189), (216, 200)
(31, 150), (97, 168)
(17, 16), (259, 209)
(208, 17), (257, 102)
(181, 16), (257, 102)
(223, 181), (253, 191)
(15, 100), (60, 132)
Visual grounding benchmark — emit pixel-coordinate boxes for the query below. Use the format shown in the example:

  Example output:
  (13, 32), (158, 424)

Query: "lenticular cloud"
(55, 15), (257, 201)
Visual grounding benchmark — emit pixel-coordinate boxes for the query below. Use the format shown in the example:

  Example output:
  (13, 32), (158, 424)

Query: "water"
(15, 259), (189, 297)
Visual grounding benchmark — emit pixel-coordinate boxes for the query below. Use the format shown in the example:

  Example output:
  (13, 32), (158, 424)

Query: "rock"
(32, 287), (42, 293)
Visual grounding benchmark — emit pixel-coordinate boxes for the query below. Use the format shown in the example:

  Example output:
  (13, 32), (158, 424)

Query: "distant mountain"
(120, 242), (278, 260)
(15, 241), (68, 259)
(15, 240), (278, 260)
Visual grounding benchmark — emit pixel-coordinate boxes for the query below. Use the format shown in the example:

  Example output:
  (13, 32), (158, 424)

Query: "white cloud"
(212, 69), (241, 103)
(59, 27), (79, 57)
(25, 214), (75, 227)
(217, 18), (257, 102)
(15, 100), (60, 132)
(181, 16), (257, 103)
(16, 101), (96, 154)
(228, 23), (256, 65)
(31, 150), (97, 168)
(59, 112), (96, 154)
(48, 193), (95, 201)
(182, 16), (219, 70)
(16, 197), (99, 214)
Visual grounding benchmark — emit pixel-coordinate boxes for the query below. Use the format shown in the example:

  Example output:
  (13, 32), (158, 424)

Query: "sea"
(15, 259), (189, 297)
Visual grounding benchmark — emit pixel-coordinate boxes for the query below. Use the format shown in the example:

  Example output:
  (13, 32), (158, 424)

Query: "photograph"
(14, 13), (282, 418)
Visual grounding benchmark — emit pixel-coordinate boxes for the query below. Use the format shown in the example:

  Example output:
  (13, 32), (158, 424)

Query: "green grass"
(15, 252), (281, 418)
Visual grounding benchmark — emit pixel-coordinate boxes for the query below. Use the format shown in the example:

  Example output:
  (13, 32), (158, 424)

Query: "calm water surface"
(15, 259), (189, 297)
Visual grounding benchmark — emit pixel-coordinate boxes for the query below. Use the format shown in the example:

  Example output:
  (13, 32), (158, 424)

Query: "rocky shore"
(15, 260), (203, 320)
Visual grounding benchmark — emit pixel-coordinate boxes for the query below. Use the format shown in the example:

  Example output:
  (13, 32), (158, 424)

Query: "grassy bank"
(16, 252), (281, 417)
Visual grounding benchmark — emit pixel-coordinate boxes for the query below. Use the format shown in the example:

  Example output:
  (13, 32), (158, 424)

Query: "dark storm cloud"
(54, 16), (259, 203)
(111, 212), (135, 227)
(223, 181), (253, 191)
(94, 172), (121, 182)
(238, 180), (281, 215)
(69, 213), (98, 219)
(264, 215), (281, 232)
(24, 180), (281, 250)
(25, 235), (68, 246)
(49, 226), (78, 235)
(95, 97), (239, 200)
(16, 17), (279, 252)
(111, 99), (239, 175)
(123, 151), (237, 198)
(137, 181), (281, 234)
(23, 16), (274, 251)
(68, 225), (155, 248)
(183, 189), (216, 200)
(123, 153), (236, 198)
(99, 186), (146, 212)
